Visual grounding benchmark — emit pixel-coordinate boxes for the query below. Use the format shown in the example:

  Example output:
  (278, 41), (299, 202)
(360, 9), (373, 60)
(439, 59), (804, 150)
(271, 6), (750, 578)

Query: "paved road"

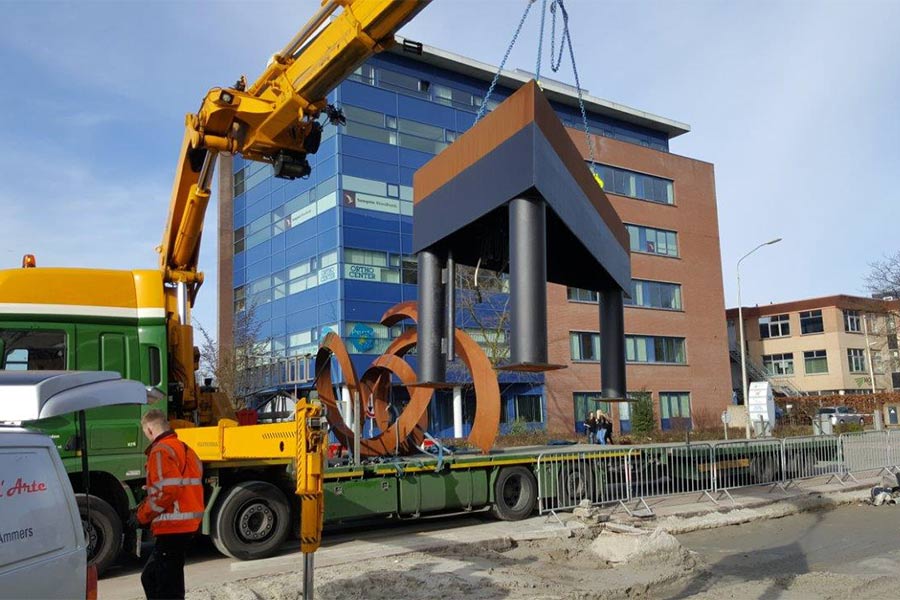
(676, 503), (900, 595)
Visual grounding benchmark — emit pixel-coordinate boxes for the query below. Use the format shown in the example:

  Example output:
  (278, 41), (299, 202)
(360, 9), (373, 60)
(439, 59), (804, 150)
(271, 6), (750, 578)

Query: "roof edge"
(389, 38), (691, 139)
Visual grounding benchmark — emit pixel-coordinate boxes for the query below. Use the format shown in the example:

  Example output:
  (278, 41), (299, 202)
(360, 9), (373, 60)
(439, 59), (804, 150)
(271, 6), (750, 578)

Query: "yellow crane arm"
(159, 0), (431, 287)
(158, 0), (431, 417)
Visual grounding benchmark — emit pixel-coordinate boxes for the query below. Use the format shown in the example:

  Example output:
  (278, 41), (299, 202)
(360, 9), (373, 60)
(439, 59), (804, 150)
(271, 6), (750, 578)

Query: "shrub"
(631, 391), (656, 436)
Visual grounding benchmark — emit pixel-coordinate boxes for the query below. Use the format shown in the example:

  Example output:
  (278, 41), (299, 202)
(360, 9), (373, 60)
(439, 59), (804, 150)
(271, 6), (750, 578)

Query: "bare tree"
(195, 301), (270, 409)
(866, 250), (900, 297)
(450, 264), (511, 372)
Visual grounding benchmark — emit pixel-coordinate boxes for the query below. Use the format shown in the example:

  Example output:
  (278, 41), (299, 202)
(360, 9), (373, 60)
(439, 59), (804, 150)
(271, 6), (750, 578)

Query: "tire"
(558, 463), (596, 507)
(749, 455), (778, 484)
(77, 494), (123, 576)
(210, 481), (291, 560)
(490, 466), (537, 521)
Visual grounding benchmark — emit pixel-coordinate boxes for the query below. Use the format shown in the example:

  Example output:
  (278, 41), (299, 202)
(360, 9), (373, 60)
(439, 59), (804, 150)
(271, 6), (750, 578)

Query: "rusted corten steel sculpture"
(413, 80), (631, 398)
(314, 302), (501, 456)
(314, 80), (631, 457)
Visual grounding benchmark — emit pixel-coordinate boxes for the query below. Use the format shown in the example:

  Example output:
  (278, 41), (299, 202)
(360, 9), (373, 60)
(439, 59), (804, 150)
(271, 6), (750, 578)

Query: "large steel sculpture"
(315, 81), (632, 457)
(314, 302), (501, 456)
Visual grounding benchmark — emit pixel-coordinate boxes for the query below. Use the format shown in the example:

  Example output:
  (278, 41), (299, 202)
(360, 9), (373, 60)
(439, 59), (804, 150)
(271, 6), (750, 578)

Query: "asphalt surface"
(677, 502), (900, 587)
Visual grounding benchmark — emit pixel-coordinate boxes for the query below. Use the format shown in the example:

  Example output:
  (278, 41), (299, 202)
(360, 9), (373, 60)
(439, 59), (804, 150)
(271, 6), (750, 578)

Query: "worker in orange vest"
(133, 409), (204, 600)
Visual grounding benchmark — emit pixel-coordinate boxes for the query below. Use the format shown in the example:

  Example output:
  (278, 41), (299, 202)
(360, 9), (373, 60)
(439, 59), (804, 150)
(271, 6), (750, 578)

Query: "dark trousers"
(141, 533), (192, 600)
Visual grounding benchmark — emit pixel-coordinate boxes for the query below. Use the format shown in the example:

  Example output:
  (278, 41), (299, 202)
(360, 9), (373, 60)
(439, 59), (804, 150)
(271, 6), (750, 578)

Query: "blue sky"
(2, 0), (898, 332)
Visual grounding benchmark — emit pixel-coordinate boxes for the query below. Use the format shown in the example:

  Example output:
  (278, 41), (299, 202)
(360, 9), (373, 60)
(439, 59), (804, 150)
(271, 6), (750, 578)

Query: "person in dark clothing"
(583, 412), (598, 443)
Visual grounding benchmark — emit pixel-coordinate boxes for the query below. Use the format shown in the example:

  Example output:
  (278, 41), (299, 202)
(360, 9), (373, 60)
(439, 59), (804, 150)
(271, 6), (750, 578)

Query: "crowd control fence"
(535, 430), (900, 518)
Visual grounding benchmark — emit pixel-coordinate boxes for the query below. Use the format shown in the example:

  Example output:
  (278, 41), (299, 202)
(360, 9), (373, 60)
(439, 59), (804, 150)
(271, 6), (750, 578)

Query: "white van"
(0, 426), (95, 600)
(0, 371), (150, 600)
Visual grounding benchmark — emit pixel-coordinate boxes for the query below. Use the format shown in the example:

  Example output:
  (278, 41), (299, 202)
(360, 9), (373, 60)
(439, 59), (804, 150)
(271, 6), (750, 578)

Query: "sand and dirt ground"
(179, 492), (900, 600)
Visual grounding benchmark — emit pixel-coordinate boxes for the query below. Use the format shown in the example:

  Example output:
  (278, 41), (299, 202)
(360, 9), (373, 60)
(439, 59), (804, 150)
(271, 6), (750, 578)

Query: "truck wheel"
(749, 455), (777, 484)
(211, 481), (291, 560)
(491, 466), (537, 521)
(558, 463), (595, 507)
(77, 494), (122, 576)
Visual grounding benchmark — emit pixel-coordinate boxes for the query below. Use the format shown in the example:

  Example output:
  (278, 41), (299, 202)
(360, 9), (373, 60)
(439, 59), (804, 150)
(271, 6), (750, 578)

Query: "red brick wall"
(544, 132), (732, 434)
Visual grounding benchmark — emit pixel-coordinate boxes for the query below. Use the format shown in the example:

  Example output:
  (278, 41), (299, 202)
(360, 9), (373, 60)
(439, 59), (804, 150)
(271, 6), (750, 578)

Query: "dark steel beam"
(417, 247), (446, 384)
(508, 197), (548, 368)
(600, 289), (627, 400)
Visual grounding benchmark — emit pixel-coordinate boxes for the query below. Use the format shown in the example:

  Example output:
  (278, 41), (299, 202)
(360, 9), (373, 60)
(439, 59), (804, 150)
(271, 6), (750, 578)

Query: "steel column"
(600, 289), (626, 400)
(417, 247), (446, 384)
(508, 197), (548, 367)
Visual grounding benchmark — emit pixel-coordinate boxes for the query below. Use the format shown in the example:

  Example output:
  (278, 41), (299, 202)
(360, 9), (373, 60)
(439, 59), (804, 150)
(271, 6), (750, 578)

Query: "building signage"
(349, 323), (376, 353)
(317, 264), (338, 285)
(353, 193), (400, 215)
(747, 381), (775, 423)
(345, 264), (381, 281)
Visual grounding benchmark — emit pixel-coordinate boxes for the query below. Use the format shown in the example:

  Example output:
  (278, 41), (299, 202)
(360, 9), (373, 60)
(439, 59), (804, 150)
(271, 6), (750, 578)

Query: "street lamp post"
(737, 238), (782, 439)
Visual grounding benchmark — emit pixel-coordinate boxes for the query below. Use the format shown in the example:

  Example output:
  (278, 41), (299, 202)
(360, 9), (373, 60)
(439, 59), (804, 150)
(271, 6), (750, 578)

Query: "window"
(350, 64), (375, 85)
(345, 248), (387, 267)
(514, 395), (544, 423)
(844, 310), (862, 333)
(800, 310), (824, 334)
(397, 118), (444, 141)
(763, 353), (794, 376)
(567, 287), (599, 303)
(847, 348), (867, 373)
(595, 164), (674, 205)
(759, 314), (790, 338)
(625, 224), (679, 257)
(342, 104), (385, 128)
(573, 393), (610, 433)
(888, 334), (898, 350)
(148, 346), (161, 386)
(625, 280), (682, 310)
(377, 69), (428, 95)
(344, 121), (396, 145)
(401, 257), (418, 284)
(625, 336), (686, 364)
(660, 392), (691, 430)
(804, 350), (828, 374)
(432, 84), (479, 109)
(0, 330), (67, 371)
(233, 168), (245, 196)
(570, 331), (601, 361)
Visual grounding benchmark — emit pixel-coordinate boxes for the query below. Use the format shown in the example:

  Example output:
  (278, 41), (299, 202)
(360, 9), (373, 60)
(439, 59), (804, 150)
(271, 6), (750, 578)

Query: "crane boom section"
(159, 0), (430, 284)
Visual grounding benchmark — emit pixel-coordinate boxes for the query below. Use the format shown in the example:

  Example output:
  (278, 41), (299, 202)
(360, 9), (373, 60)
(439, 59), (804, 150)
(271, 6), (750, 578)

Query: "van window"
(0, 330), (66, 371)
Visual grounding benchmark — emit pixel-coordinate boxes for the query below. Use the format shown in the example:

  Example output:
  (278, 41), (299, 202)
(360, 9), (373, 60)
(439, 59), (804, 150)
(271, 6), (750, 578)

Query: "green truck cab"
(0, 266), (168, 573)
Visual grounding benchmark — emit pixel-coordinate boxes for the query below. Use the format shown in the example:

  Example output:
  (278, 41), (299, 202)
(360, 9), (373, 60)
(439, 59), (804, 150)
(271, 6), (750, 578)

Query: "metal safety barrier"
(782, 435), (843, 485)
(536, 447), (631, 515)
(709, 439), (784, 502)
(535, 429), (900, 519)
(839, 430), (889, 478)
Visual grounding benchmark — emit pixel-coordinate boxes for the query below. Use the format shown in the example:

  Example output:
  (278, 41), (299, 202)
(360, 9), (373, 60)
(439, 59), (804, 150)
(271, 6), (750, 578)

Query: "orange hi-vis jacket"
(137, 431), (204, 535)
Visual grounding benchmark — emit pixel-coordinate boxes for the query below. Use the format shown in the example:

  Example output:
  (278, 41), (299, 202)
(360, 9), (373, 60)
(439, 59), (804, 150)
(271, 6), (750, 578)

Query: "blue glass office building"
(219, 41), (689, 437)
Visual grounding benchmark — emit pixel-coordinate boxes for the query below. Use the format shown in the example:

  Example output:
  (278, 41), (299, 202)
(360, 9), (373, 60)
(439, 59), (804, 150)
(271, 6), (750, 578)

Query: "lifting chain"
(476, 0), (599, 180)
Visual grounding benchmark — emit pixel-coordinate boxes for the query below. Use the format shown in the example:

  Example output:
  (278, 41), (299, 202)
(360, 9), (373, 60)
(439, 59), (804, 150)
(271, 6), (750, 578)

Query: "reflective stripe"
(155, 511), (203, 522)
(155, 452), (164, 480)
(148, 497), (165, 513)
(151, 477), (203, 489)
(156, 443), (177, 459)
